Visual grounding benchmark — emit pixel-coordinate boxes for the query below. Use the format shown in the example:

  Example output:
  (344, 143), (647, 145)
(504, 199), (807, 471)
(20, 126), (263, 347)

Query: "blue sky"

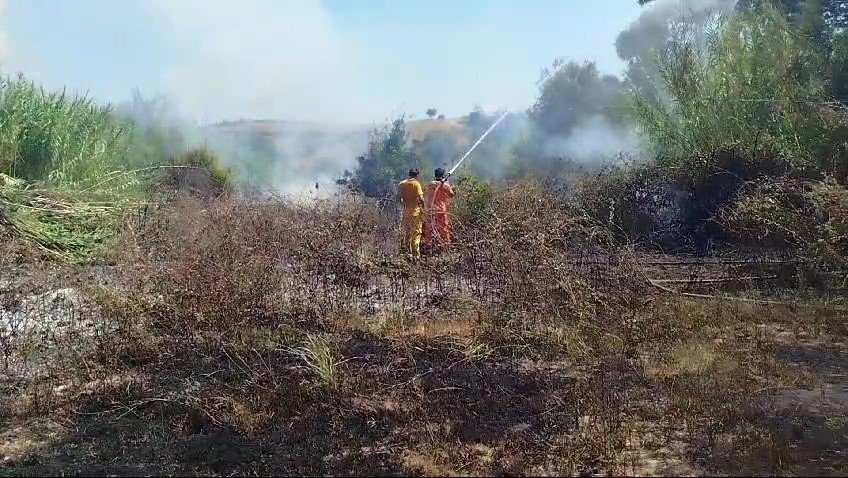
(0, 0), (643, 124)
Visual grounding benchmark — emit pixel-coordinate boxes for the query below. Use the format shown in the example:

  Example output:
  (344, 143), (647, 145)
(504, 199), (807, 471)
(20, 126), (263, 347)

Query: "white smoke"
(0, 0), (9, 65)
(616, 0), (737, 61)
(542, 116), (642, 163)
(127, 0), (383, 194)
(263, 123), (370, 195)
(198, 120), (371, 196)
(153, 0), (390, 124)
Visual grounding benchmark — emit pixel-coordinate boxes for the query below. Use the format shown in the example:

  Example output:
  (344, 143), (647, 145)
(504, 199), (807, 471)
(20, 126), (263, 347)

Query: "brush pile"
(0, 173), (136, 262)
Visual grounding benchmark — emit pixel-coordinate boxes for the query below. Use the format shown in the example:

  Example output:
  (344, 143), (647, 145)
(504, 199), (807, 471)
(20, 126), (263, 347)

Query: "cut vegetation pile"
(0, 77), (234, 262)
(0, 175), (129, 262)
(0, 75), (142, 262)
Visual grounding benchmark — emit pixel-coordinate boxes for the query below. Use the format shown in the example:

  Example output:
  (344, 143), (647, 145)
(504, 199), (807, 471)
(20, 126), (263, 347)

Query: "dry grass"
(0, 183), (845, 476)
(406, 117), (467, 143)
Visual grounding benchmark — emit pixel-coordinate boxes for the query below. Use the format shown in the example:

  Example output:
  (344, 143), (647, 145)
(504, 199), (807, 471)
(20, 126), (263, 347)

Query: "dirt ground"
(0, 254), (846, 476)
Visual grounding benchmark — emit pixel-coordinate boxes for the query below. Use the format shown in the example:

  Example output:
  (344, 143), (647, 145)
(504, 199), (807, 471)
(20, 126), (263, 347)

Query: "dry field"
(1, 187), (845, 476)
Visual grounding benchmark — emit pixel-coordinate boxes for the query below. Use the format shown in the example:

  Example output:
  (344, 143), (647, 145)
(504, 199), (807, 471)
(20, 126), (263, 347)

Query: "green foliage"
(740, 0), (848, 32)
(286, 334), (342, 389)
(169, 147), (234, 196)
(798, 0), (830, 49)
(0, 74), (134, 189)
(830, 31), (848, 102)
(352, 116), (422, 198)
(452, 171), (494, 228)
(0, 179), (123, 262)
(601, 5), (848, 252)
(0, 75), (158, 262)
(426, 108), (437, 119)
(529, 60), (627, 137)
(630, 7), (831, 175)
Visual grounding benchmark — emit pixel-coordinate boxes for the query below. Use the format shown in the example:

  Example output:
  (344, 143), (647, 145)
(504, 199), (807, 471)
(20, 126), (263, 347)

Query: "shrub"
(574, 162), (674, 246)
(157, 147), (234, 198)
(451, 171), (494, 230)
(351, 117), (424, 198)
(721, 176), (848, 264)
(459, 180), (648, 354)
(114, 193), (393, 335)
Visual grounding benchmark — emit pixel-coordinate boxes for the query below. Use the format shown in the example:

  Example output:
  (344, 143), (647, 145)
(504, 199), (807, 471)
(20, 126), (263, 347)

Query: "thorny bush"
(721, 176), (848, 267)
(113, 180), (651, 357)
(452, 180), (650, 356)
(114, 192), (395, 335)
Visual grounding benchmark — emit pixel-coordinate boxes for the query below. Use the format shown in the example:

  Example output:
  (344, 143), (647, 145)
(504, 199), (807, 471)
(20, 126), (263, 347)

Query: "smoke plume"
(616, 0), (737, 61)
(541, 116), (641, 163)
(0, 0), (8, 66)
(153, 0), (388, 124)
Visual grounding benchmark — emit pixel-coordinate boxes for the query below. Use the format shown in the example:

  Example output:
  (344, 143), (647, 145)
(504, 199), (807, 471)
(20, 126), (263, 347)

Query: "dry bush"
(573, 146), (802, 252)
(457, 180), (651, 357)
(7, 177), (844, 475)
(574, 162), (675, 247)
(721, 177), (848, 266)
(112, 192), (394, 336)
(110, 178), (653, 361)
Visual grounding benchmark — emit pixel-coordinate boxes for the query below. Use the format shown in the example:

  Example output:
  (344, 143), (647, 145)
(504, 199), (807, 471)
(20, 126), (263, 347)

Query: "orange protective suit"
(398, 178), (424, 258)
(424, 180), (455, 249)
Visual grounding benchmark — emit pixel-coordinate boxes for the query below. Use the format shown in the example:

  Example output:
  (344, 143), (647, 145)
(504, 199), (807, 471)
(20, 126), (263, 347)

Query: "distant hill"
(208, 119), (371, 136)
(205, 117), (470, 145)
(407, 118), (469, 144)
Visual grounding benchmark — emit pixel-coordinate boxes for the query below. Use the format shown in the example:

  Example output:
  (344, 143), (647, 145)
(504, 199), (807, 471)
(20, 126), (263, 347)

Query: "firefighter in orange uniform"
(424, 168), (456, 251)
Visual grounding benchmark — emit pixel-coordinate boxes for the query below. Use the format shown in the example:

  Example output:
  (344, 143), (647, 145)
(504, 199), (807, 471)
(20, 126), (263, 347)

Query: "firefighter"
(424, 167), (455, 251)
(397, 168), (425, 260)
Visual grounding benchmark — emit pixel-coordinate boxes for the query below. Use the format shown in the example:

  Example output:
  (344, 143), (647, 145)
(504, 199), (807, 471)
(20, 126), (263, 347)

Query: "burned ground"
(1, 188), (846, 476)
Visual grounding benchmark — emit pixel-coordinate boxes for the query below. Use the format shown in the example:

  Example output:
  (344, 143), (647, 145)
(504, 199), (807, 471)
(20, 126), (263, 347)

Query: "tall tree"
(528, 60), (626, 137)
(352, 117), (423, 198)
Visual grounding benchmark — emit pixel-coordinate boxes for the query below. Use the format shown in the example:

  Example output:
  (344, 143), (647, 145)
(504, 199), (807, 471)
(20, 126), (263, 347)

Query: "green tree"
(352, 116), (423, 198)
(630, 7), (830, 171)
(799, 0), (830, 49)
(426, 108), (438, 119)
(739, 0), (848, 41)
(528, 60), (626, 137)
